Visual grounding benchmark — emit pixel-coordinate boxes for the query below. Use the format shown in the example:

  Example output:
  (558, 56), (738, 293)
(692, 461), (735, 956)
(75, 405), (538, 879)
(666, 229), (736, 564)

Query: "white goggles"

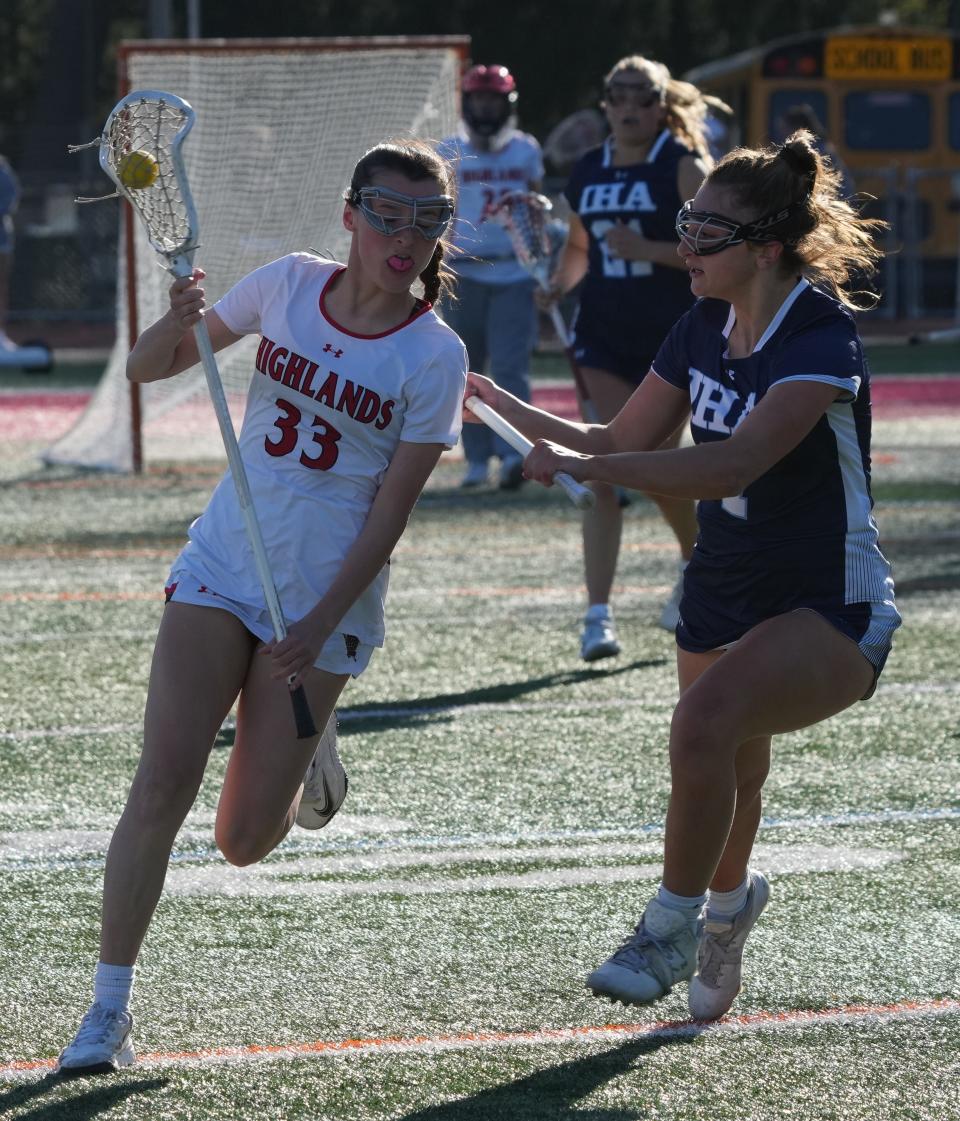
(675, 199), (799, 256)
(350, 185), (454, 240)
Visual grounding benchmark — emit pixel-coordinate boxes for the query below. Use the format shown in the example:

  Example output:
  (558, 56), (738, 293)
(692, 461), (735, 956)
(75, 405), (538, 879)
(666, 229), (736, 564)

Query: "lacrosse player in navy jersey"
(543, 56), (717, 662)
(465, 129), (899, 1020)
(57, 139), (467, 1076)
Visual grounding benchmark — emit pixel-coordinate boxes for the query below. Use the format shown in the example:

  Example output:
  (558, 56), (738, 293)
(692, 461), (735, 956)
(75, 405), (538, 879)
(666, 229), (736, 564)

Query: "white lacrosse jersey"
(438, 126), (544, 285)
(175, 254), (467, 646)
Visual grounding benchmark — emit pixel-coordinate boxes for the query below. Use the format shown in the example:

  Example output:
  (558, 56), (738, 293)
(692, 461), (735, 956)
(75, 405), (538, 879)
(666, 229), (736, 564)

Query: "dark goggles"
(349, 185), (454, 240)
(603, 83), (662, 109)
(675, 199), (799, 256)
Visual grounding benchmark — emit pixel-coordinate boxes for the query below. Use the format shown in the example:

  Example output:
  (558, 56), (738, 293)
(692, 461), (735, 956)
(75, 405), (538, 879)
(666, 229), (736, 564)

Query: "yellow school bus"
(685, 25), (960, 318)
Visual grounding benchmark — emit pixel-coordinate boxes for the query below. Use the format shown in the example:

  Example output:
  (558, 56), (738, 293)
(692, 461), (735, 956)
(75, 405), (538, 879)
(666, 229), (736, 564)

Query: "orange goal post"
(44, 35), (469, 472)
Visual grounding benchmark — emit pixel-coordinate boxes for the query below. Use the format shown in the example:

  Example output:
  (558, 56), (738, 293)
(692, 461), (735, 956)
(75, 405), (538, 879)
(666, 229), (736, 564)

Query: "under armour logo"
(323, 343), (343, 358)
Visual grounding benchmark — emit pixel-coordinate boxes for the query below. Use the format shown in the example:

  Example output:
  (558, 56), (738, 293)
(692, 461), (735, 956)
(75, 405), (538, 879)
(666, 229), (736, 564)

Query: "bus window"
(844, 90), (930, 150)
(950, 91), (960, 150)
(768, 89), (829, 142)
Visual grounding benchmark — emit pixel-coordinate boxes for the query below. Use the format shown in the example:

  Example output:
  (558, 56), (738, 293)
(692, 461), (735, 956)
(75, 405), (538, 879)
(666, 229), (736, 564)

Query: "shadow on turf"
(395, 1035), (685, 1120)
(0, 1073), (168, 1119)
(211, 659), (666, 746)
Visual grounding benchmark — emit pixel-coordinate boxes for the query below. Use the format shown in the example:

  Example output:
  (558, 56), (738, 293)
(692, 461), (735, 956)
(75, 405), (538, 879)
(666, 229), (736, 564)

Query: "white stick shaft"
(464, 397), (594, 510)
(547, 303), (571, 349)
(194, 318), (288, 643)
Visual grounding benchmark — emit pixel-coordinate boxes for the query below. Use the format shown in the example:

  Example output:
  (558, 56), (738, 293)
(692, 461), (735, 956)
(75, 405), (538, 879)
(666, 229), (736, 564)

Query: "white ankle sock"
(707, 875), (750, 918)
(656, 883), (707, 921)
(94, 961), (136, 1012)
(585, 603), (611, 621)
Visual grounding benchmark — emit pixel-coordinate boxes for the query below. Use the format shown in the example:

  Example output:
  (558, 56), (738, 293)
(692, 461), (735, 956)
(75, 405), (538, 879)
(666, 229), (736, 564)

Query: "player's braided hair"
(708, 129), (886, 310)
(348, 139), (458, 305)
(604, 56), (724, 162)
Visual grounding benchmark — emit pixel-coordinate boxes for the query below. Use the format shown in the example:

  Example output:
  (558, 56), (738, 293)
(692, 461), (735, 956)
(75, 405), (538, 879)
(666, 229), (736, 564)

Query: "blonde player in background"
(57, 139), (467, 1076)
(541, 55), (715, 662)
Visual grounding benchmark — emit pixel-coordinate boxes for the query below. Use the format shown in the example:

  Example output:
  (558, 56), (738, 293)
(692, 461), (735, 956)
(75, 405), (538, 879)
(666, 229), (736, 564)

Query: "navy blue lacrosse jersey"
(564, 131), (695, 368)
(652, 279), (896, 648)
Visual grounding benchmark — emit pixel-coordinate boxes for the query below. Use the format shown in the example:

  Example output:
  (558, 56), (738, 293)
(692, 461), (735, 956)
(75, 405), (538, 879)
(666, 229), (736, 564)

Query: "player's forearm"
(493, 390), (609, 454)
(642, 240), (688, 270)
(127, 311), (197, 383)
(616, 238), (687, 269)
(583, 442), (747, 499)
(305, 517), (405, 636)
(550, 243), (588, 295)
(302, 466), (431, 636)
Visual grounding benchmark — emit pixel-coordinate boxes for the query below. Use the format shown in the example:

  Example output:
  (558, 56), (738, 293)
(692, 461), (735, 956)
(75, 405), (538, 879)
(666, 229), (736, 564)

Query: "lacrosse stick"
(487, 190), (598, 422)
(464, 396), (595, 510)
(489, 190), (631, 509)
(70, 90), (317, 739)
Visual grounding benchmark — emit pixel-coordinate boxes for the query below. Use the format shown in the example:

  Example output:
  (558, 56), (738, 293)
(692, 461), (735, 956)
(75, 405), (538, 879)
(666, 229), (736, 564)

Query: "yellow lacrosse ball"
(117, 149), (159, 190)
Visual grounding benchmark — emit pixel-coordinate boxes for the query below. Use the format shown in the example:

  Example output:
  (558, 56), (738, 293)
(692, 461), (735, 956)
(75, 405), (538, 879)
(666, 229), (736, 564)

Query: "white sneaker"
(688, 871), (770, 1021)
(295, 711), (347, 829)
(585, 898), (701, 1006)
(56, 1003), (135, 1077)
(580, 612), (620, 662)
(460, 461), (489, 488)
(658, 568), (685, 631)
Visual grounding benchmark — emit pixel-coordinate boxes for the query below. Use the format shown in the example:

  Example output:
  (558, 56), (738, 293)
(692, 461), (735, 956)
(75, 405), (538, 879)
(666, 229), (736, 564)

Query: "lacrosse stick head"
(98, 90), (199, 278)
(487, 190), (554, 284)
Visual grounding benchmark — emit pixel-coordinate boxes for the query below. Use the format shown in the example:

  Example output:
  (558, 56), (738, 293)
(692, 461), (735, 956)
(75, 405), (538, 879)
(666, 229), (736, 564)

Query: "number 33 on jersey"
(176, 253), (467, 648)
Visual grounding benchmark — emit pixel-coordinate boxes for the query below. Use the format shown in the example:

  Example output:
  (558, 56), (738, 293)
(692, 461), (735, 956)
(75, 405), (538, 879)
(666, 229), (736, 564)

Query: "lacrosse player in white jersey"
(57, 139), (467, 1076)
(438, 64), (544, 490)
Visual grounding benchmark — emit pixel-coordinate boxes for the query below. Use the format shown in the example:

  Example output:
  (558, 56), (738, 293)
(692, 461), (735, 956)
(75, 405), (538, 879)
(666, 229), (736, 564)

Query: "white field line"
(0, 809), (958, 876)
(3, 998), (958, 1082)
(159, 842), (904, 899)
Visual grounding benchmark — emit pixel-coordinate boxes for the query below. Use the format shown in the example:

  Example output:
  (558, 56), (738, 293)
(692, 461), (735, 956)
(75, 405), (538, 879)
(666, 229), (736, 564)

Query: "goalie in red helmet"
(461, 64), (518, 151)
(438, 65), (544, 489)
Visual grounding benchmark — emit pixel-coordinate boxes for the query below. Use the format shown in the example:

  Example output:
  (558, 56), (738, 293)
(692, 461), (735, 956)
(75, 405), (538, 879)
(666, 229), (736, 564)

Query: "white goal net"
(43, 37), (466, 471)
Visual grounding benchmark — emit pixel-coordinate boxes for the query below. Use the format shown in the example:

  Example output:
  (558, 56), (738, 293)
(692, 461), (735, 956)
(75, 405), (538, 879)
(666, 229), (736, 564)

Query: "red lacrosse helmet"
(461, 65), (518, 137)
(462, 64), (518, 97)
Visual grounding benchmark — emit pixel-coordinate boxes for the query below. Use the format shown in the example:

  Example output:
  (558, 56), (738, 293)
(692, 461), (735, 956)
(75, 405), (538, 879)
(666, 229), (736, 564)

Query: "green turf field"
(0, 358), (958, 1119)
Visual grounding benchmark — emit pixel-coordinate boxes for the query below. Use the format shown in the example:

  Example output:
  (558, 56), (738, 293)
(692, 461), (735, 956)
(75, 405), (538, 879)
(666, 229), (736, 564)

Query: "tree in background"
(4, 0), (955, 182)
(0, 0), (53, 163)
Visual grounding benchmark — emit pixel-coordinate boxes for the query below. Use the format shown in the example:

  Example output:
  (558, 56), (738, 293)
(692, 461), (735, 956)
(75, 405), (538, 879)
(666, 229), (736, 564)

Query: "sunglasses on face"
(675, 200), (797, 255)
(350, 186), (454, 240)
(603, 84), (662, 109)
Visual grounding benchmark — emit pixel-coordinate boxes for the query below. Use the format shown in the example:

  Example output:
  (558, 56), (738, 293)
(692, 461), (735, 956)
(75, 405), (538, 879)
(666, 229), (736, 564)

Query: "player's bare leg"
(578, 367), (632, 659)
(579, 368), (697, 650)
(675, 647), (771, 891)
(214, 657), (349, 866)
(587, 612), (873, 1010)
(580, 366), (633, 602)
(99, 604), (256, 966)
(665, 610), (873, 894)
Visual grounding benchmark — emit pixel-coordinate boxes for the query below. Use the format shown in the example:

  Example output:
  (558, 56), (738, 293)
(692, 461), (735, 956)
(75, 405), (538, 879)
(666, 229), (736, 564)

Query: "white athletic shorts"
(164, 566), (375, 678)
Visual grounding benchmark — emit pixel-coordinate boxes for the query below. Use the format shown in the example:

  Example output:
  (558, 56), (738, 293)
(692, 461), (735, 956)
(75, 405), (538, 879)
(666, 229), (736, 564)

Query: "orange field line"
(4, 997), (958, 1079)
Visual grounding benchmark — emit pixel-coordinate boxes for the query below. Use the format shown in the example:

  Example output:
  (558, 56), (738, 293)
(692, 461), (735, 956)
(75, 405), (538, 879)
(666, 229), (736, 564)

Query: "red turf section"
(0, 377), (958, 444)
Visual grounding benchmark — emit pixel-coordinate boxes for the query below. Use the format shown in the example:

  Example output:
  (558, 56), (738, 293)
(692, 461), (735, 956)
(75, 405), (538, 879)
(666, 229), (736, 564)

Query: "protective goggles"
(675, 200), (799, 256)
(349, 186), (454, 240)
(603, 83), (662, 109)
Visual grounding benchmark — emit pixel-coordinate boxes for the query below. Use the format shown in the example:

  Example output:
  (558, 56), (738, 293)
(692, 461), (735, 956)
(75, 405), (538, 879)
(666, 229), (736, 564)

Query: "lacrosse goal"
(43, 36), (468, 472)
